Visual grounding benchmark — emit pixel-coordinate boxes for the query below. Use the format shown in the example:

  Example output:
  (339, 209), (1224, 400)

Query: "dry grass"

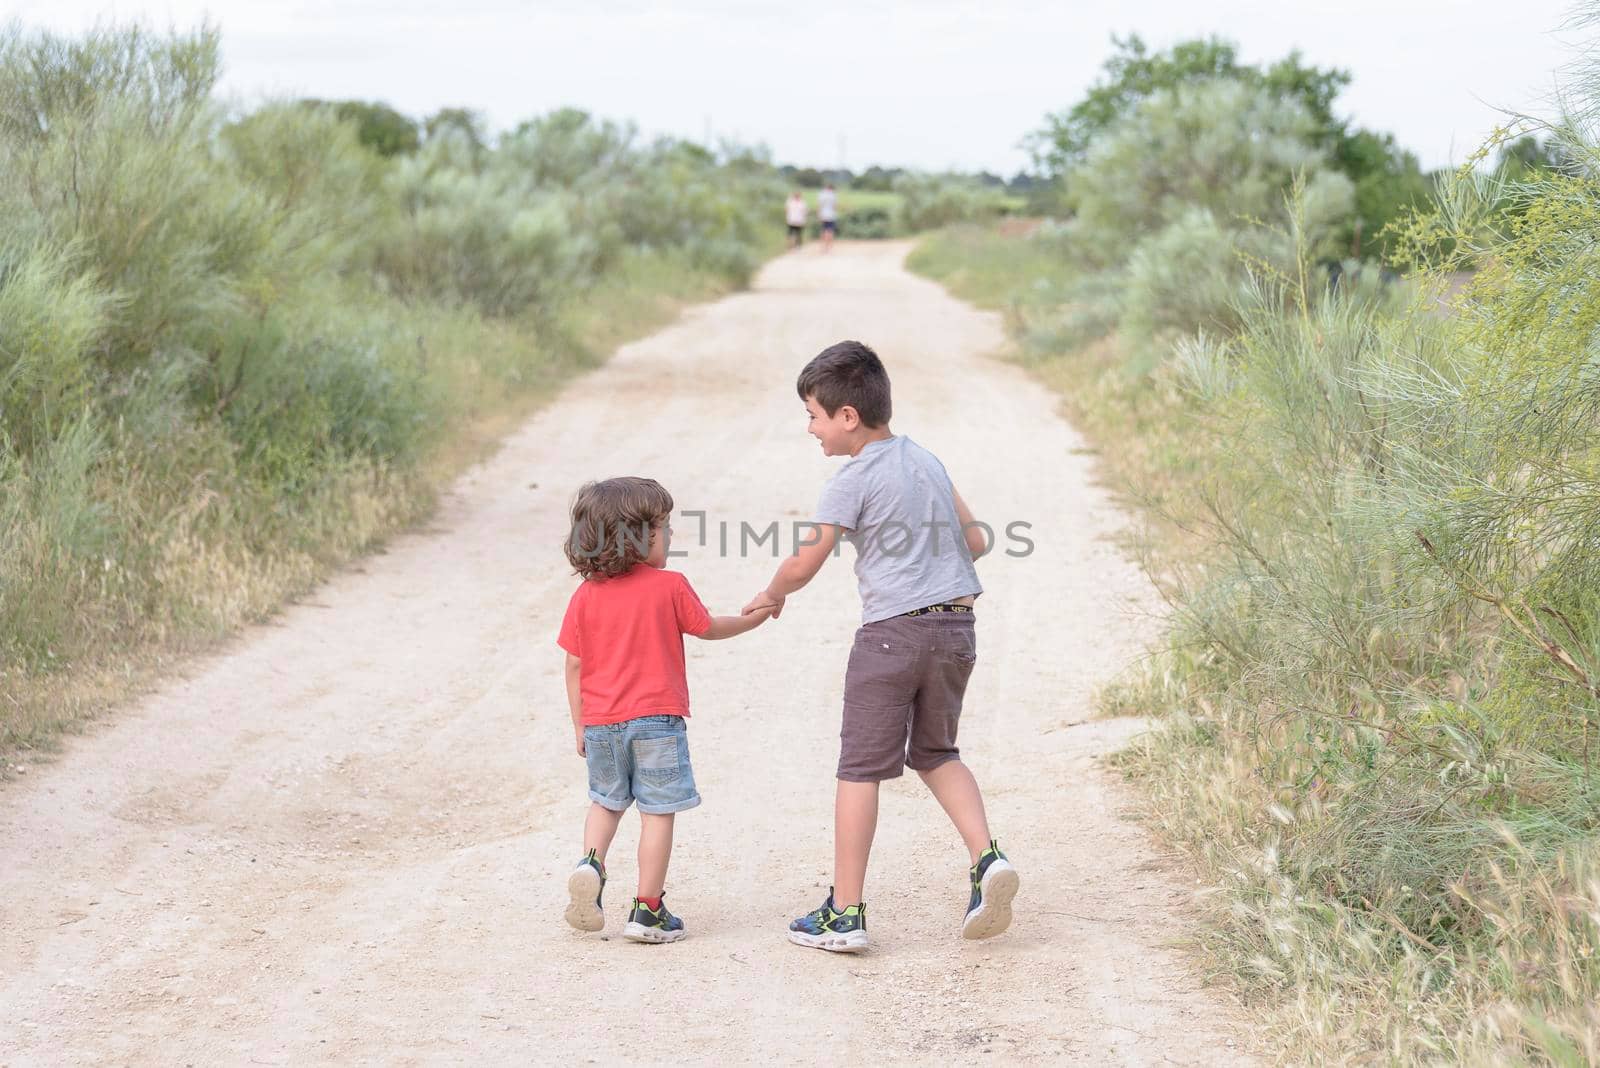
(0, 258), (743, 774)
(913, 220), (1600, 1064)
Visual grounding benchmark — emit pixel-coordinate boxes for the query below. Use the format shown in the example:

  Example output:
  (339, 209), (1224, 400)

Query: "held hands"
(742, 589), (785, 620)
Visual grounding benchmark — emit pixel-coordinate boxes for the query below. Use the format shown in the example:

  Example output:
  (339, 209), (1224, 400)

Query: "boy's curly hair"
(565, 477), (674, 579)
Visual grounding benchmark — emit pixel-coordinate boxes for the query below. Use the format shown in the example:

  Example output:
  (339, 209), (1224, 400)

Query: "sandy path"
(0, 242), (1253, 1065)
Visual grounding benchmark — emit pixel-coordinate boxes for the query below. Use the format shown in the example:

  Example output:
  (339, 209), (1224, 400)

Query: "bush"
(893, 174), (1014, 232)
(0, 244), (111, 453)
(1041, 82), (1355, 364)
(915, 12), (1600, 1057)
(831, 202), (895, 239)
(1103, 36), (1600, 1062)
(0, 22), (785, 752)
(1064, 79), (1346, 264)
(1030, 34), (1431, 256)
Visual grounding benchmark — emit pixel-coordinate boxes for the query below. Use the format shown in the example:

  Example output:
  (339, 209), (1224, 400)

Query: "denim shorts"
(583, 714), (701, 814)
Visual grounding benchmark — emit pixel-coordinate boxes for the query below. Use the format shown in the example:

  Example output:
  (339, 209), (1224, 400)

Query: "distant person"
(743, 341), (1019, 953)
(818, 183), (838, 252)
(785, 190), (807, 249)
(559, 477), (773, 943)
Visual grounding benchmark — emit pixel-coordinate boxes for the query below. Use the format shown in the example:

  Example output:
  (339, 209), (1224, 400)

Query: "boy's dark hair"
(796, 340), (892, 427)
(565, 477), (673, 580)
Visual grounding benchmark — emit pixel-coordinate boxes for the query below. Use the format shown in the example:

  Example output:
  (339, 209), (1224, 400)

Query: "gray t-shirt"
(818, 188), (838, 222)
(815, 435), (983, 623)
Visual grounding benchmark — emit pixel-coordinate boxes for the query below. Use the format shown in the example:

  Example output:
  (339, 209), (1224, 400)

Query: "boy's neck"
(846, 426), (893, 458)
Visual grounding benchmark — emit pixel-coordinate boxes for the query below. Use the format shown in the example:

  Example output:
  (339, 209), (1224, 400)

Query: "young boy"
(559, 476), (771, 943)
(744, 340), (1019, 953)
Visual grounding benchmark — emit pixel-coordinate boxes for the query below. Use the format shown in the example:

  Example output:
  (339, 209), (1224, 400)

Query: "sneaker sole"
(565, 865), (604, 932)
(962, 859), (1019, 940)
(623, 920), (686, 944)
(787, 928), (869, 953)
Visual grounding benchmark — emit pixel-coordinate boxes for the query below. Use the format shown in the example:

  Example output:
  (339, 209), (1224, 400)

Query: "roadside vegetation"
(0, 22), (786, 761)
(784, 184), (1022, 240)
(0, 20), (1028, 765)
(912, 22), (1600, 1065)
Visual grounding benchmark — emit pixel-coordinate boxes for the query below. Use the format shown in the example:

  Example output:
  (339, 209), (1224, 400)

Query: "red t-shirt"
(556, 565), (713, 726)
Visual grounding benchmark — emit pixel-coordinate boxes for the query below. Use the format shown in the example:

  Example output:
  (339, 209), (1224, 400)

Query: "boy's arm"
(565, 653), (585, 756)
(743, 522), (842, 616)
(694, 605), (775, 640)
(952, 486), (988, 559)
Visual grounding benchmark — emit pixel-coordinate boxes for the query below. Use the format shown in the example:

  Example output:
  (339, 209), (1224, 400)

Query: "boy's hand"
(743, 590), (784, 618)
(574, 726), (586, 757)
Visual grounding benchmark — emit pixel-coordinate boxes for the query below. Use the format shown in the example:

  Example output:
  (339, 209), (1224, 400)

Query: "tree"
(1064, 79), (1348, 263)
(1336, 128), (1430, 258)
(778, 165), (823, 188)
(424, 107), (486, 156)
(505, 108), (635, 186)
(1495, 133), (1568, 180)
(1029, 35), (1254, 176)
(1032, 35), (1425, 258)
(853, 165), (904, 192)
(300, 99), (418, 157)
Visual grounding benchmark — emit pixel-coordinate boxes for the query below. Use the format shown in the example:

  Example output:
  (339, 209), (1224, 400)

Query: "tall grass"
(0, 23), (784, 759)
(914, 12), (1600, 1059)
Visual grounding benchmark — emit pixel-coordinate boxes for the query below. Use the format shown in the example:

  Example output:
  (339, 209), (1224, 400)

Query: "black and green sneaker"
(565, 848), (606, 932)
(787, 888), (869, 952)
(623, 896), (686, 943)
(962, 839), (1019, 940)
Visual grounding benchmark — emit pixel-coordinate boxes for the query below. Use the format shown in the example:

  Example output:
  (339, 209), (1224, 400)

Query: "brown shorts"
(837, 610), (977, 782)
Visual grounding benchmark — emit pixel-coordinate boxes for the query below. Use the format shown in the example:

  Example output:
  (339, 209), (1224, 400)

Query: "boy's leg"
(568, 803), (624, 933)
(830, 619), (922, 906)
(637, 812), (674, 898)
(833, 780), (880, 906)
(584, 802), (625, 863)
(624, 812), (687, 943)
(909, 616), (1020, 940)
(907, 616), (988, 859)
(622, 717), (695, 943)
(916, 761), (991, 864)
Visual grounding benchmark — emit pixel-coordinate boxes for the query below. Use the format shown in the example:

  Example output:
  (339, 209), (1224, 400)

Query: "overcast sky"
(8, 1), (1591, 174)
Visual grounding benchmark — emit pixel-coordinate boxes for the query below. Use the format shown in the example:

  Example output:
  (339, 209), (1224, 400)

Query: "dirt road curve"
(1, 242), (1254, 1065)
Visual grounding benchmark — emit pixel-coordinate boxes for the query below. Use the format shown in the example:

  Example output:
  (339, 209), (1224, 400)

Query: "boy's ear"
(839, 404), (860, 429)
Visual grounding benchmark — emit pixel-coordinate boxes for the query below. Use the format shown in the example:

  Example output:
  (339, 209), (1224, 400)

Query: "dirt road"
(0, 242), (1253, 1065)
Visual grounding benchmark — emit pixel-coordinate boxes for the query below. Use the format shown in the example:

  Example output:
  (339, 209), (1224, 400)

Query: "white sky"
(7, 0), (1592, 173)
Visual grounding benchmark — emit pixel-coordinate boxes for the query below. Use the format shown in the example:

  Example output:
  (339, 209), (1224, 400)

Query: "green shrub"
(0, 21), (784, 754)
(893, 174), (1014, 232)
(1105, 46), (1600, 1063)
(915, 13), (1600, 1057)
(1064, 79), (1347, 265)
(0, 244), (112, 452)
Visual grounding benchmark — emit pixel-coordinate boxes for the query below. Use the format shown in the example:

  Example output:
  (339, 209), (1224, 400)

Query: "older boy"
(744, 340), (1019, 952)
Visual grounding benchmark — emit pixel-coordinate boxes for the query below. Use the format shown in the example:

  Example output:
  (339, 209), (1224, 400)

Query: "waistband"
(901, 603), (974, 617)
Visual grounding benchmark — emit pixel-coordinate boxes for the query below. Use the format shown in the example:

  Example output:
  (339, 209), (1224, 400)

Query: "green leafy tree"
(853, 165), (904, 192)
(1063, 78), (1349, 264)
(1335, 127), (1430, 257)
(1495, 133), (1568, 179)
(1032, 35), (1425, 256)
(299, 99), (418, 157)
(1030, 35), (1244, 175)
(1028, 35), (1348, 176)
(423, 106), (486, 161)
(506, 108), (635, 187)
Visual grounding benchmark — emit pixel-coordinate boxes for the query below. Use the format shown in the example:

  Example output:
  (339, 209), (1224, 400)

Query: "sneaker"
(623, 897), (686, 943)
(565, 849), (606, 932)
(962, 839), (1019, 940)
(787, 889), (869, 952)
